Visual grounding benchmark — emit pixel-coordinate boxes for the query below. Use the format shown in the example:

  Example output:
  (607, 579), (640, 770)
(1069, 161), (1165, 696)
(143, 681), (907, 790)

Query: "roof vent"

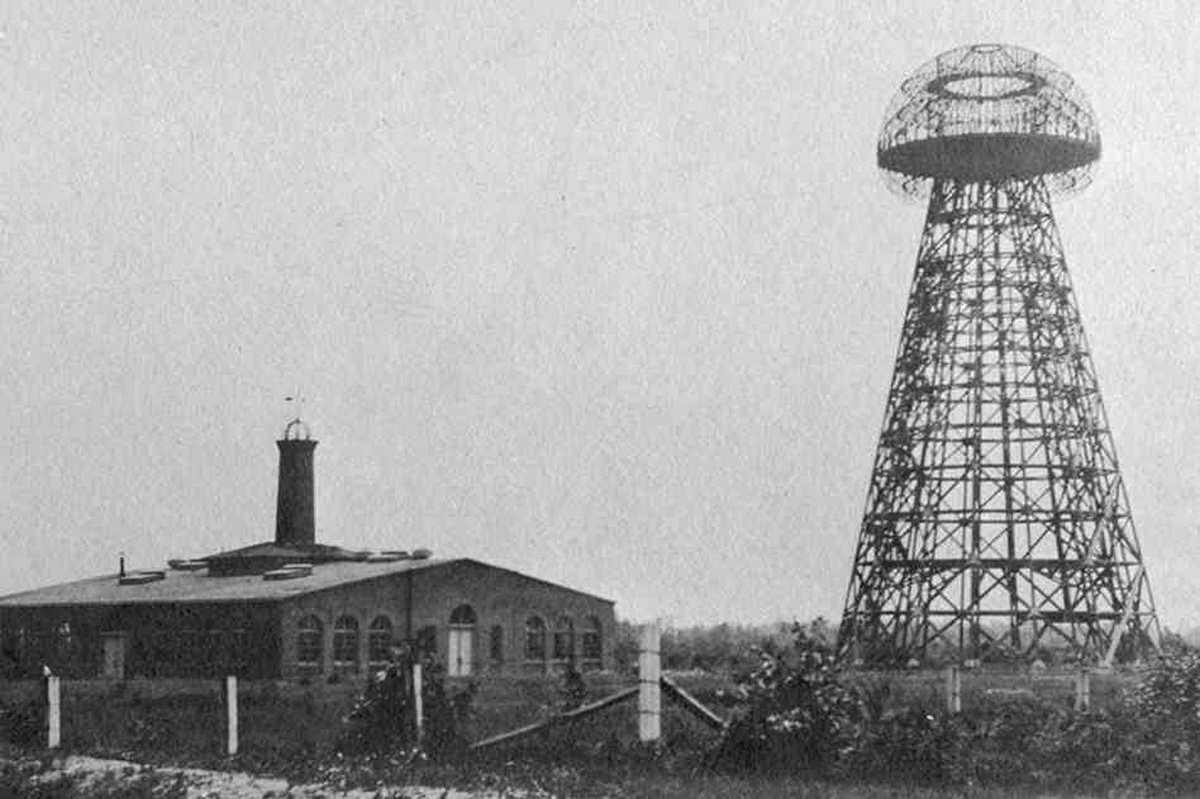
(119, 570), (167, 586)
(411, 548), (432, 560)
(264, 562), (313, 581)
(167, 559), (208, 571)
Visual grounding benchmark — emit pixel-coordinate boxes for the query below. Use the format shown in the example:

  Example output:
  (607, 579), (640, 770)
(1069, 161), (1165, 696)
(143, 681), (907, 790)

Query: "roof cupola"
(275, 418), (317, 547)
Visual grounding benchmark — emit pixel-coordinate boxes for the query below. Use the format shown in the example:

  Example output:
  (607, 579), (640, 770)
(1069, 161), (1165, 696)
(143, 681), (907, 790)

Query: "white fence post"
(225, 675), (238, 756)
(945, 665), (961, 714)
(46, 676), (61, 749)
(1074, 668), (1091, 712)
(412, 662), (424, 748)
(638, 622), (661, 743)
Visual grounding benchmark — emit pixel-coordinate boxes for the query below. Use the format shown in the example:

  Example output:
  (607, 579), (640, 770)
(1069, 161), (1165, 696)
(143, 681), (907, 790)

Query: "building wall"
(0, 602), (280, 679)
(278, 561), (615, 681)
(0, 561), (615, 682)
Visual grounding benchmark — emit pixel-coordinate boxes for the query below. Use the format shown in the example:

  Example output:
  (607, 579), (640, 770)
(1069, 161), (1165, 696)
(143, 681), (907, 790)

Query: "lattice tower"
(839, 44), (1160, 666)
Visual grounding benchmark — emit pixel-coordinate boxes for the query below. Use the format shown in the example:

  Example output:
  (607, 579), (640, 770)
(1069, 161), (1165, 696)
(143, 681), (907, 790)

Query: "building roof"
(203, 542), (366, 562)
(0, 558), (447, 607)
(0, 557), (614, 608)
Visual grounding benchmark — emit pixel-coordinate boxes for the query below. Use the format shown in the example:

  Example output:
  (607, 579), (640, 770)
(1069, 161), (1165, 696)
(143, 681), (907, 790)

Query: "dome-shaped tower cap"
(282, 417), (312, 441)
(877, 44), (1100, 198)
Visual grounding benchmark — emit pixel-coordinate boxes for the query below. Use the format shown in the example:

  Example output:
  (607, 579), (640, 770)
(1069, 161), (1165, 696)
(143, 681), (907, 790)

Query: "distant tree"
(615, 617), (826, 675)
(611, 619), (640, 674)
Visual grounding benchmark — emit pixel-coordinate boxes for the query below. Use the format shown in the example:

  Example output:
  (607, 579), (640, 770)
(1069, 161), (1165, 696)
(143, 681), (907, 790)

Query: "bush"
(708, 623), (1200, 792)
(557, 662), (587, 713)
(710, 619), (863, 773)
(419, 662), (476, 759)
(855, 706), (958, 783)
(337, 658), (475, 759)
(1102, 649), (1200, 792)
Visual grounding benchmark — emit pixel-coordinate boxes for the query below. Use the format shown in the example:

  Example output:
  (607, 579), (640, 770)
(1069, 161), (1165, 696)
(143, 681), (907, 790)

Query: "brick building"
(0, 420), (615, 680)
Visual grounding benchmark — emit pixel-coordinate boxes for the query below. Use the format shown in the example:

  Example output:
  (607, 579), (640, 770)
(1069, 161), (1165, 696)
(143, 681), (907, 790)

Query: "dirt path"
(29, 754), (504, 798)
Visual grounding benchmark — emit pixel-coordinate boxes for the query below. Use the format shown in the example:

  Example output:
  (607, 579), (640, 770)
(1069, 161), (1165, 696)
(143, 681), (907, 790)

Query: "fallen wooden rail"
(469, 675), (728, 751)
(469, 686), (639, 750)
(660, 674), (727, 731)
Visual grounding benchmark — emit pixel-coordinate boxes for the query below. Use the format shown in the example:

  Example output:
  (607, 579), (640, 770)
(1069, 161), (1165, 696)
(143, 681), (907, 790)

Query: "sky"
(3, 1), (1200, 628)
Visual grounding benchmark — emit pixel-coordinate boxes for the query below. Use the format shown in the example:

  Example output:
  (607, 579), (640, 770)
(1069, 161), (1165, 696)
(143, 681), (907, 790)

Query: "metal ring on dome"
(926, 70), (1046, 102)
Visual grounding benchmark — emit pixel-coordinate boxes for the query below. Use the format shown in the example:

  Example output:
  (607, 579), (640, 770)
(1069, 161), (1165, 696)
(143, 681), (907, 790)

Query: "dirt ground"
(22, 753), (501, 798)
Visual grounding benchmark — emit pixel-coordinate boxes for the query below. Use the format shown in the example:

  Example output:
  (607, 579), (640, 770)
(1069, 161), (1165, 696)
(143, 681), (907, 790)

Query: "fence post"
(638, 621), (661, 743)
(412, 661), (424, 748)
(945, 665), (961, 714)
(224, 675), (238, 756)
(46, 675), (61, 749)
(1074, 668), (1091, 712)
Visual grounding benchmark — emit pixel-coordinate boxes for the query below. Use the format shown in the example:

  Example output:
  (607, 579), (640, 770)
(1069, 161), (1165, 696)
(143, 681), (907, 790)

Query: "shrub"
(1027, 707), (1121, 790)
(710, 619), (864, 773)
(708, 623), (1188, 791)
(1102, 649), (1200, 792)
(557, 662), (587, 713)
(419, 662), (476, 759)
(337, 665), (410, 755)
(337, 658), (475, 759)
(852, 705), (951, 783)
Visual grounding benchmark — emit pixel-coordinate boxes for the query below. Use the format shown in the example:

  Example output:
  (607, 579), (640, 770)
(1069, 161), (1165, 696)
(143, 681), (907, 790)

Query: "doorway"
(448, 627), (472, 676)
(100, 632), (127, 679)
(447, 604), (476, 677)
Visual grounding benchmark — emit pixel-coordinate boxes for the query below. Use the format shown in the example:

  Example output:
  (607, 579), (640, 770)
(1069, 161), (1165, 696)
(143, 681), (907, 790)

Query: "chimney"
(275, 419), (317, 547)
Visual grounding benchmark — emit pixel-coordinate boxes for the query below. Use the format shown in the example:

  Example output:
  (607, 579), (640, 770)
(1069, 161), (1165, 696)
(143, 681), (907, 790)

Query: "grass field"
(0, 666), (1158, 797)
(0, 666), (1142, 760)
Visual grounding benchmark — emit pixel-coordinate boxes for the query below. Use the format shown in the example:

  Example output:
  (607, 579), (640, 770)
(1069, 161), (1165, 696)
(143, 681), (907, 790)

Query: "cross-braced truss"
(839, 177), (1159, 665)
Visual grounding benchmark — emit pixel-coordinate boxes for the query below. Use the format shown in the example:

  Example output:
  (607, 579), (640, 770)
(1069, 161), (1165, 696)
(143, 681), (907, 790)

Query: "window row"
(297, 614), (395, 668)
(294, 607), (605, 671)
(523, 615), (603, 663)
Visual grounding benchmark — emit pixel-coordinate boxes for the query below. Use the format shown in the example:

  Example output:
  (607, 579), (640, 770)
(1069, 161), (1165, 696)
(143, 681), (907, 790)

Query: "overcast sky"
(3, 1), (1200, 628)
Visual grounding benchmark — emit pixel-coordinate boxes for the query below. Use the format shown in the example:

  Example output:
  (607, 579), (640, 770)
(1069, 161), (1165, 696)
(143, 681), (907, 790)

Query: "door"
(448, 628), (472, 676)
(101, 633), (126, 679)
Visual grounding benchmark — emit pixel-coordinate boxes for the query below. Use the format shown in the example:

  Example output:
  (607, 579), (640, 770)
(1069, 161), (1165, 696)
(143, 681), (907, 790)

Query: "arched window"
(489, 625), (504, 664)
(582, 616), (603, 668)
(368, 616), (393, 666)
(553, 616), (574, 662)
(524, 616), (546, 662)
(297, 615), (323, 668)
(449, 604), (477, 625)
(333, 615), (360, 668)
(448, 604), (476, 677)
